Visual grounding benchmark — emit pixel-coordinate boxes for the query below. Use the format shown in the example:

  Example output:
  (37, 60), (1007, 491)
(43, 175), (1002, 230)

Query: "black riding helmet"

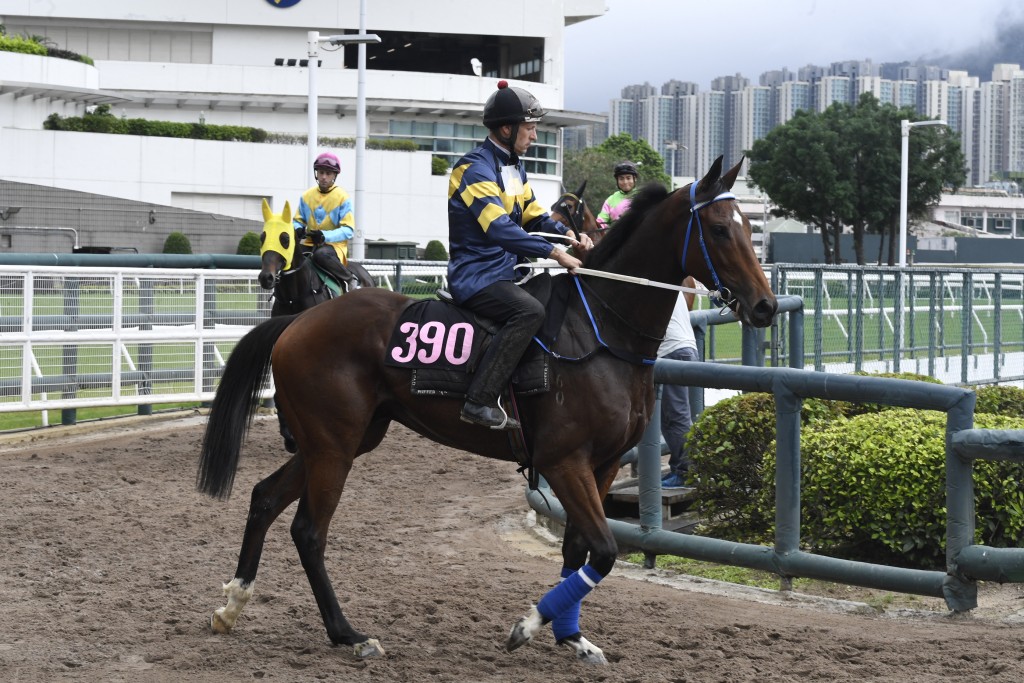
(614, 161), (639, 178)
(482, 80), (546, 155)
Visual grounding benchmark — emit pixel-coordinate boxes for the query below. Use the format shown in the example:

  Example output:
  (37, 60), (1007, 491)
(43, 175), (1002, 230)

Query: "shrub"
(975, 384), (1024, 416)
(792, 409), (1024, 569)
(833, 371), (943, 418)
(0, 34), (47, 56)
(688, 391), (844, 542)
(236, 231), (261, 256)
(162, 232), (193, 254)
(422, 240), (448, 261)
(431, 156), (450, 175)
(43, 105), (266, 142)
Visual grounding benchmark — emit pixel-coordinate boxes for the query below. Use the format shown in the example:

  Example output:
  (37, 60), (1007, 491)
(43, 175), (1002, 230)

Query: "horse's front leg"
(210, 455), (304, 633)
(506, 460), (618, 664)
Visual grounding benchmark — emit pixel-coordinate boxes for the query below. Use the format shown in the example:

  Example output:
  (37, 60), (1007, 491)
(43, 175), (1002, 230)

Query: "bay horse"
(257, 198), (374, 317)
(197, 156), (776, 663)
(550, 180), (606, 246)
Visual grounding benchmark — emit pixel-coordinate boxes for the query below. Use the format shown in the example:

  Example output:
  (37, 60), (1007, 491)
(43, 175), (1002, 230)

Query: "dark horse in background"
(257, 198), (374, 316)
(552, 182), (697, 308)
(550, 180), (602, 245)
(197, 157), (776, 663)
(256, 199), (376, 452)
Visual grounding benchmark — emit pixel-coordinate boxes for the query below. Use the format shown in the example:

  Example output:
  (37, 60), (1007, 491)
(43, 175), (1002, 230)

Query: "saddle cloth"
(384, 275), (561, 398)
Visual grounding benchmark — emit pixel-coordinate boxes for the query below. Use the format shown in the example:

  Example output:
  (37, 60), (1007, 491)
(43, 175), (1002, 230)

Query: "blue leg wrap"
(551, 567), (582, 642)
(536, 565), (602, 624)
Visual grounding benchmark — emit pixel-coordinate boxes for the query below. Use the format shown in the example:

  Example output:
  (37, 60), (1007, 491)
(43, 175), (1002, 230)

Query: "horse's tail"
(197, 314), (297, 499)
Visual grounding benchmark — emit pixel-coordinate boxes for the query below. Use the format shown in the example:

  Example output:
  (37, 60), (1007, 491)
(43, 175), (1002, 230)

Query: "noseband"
(551, 193), (587, 234)
(683, 183), (737, 311)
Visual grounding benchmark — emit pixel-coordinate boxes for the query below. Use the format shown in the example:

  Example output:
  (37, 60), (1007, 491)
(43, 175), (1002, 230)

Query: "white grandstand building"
(0, 0), (606, 255)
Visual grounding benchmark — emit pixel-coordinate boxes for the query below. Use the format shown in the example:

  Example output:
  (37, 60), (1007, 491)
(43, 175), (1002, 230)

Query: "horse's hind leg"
(211, 455), (304, 634)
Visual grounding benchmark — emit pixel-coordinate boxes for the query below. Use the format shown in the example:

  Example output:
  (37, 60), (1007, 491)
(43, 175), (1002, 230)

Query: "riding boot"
(461, 335), (532, 431)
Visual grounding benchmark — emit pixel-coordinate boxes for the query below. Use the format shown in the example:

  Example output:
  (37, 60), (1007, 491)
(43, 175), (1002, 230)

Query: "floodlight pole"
(898, 119), (947, 267)
(895, 118), (946, 371)
(306, 24), (380, 259)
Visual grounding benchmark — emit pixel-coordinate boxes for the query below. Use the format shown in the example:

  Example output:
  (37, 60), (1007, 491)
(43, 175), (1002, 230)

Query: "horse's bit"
(551, 193), (587, 235)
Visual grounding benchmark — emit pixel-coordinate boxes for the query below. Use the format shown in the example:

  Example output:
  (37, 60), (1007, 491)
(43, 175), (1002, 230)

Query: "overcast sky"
(563, 0), (1024, 114)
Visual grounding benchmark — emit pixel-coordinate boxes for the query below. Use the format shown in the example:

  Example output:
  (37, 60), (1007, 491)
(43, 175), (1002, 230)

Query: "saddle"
(384, 273), (572, 397)
(308, 259), (358, 296)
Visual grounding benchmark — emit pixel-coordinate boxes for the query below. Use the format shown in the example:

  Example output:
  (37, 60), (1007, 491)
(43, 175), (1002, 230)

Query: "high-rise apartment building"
(607, 60), (1024, 191)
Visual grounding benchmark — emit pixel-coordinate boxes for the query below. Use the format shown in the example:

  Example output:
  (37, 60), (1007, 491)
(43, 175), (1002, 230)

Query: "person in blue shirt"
(448, 81), (593, 429)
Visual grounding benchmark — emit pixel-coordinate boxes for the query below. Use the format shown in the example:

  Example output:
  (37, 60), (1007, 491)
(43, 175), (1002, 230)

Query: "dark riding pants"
(461, 280), (545, 406)
(660, 346), (698, 475)
(307, 245), (355, 289)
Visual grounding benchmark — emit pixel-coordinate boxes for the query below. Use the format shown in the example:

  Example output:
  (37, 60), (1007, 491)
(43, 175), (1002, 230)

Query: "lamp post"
(306, 24), (381, 260)
(664, 141), (686, 189)
(895, 118), (946, 371)
(664, 141), (677, 188)
(898, 119), (947, 267)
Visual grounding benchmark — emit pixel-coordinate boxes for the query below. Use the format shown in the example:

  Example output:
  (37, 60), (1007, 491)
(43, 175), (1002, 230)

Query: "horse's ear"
(696, 155), (725, 194)
(261, 198), (273, 222)
(574, 179), (587, 199)
(281, 201), (292, 222)
(720, 156), (744, 191)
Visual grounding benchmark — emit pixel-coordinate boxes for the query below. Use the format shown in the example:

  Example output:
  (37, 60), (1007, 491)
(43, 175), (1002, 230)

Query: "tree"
(236, 231), (260, 255)
(162, 231), (192, 254)
(748, 111), (851, 263)
(748, 95), (965, 265)
(422, 239), (448, 261)
(563, 133), (671, 208)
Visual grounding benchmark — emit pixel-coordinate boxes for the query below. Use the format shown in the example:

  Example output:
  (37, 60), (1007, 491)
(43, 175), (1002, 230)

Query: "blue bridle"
(683, 183), (737, 309)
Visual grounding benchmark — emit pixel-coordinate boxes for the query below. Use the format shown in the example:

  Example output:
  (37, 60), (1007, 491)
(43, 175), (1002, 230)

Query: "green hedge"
(236, 232), (261, 256)
(0, 34), (47, 57)
(794, 410), (1024, 569)
(975, 384), (1024, 415)
(163, 232), (193, 255)
(44, 105), (267, 142)
(688, 392), (845, 542)
(0, 29), (93, 64)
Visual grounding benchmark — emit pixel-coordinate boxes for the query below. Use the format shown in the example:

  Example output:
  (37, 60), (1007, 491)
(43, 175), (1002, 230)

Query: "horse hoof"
(210, 611), (232, 634)
(563, 636), (607, 665)
(353, 638), (385, 658)
(506, 605), (543, 653)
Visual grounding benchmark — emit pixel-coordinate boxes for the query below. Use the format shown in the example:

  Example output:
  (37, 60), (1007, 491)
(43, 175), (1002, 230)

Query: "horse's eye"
(712, 225), (730, 239)
(280, 233), (291, 249)
(260, 231), (267, 245)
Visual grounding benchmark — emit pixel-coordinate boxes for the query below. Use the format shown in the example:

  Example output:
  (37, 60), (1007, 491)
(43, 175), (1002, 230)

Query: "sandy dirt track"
(1, 414), (1023, 682)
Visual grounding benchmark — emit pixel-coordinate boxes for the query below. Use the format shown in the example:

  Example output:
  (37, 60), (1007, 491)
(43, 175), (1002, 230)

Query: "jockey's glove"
(309, 229), (326, 246)
(294, 226), (306, 241)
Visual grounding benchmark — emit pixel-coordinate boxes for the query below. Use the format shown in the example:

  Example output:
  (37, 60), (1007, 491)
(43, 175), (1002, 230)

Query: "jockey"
(293, 151), (357, 289)
(596, 160), (639, 229)
(447, 81), (593, 430)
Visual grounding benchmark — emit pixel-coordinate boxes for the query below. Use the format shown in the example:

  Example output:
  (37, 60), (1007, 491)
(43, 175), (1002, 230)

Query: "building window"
(382, 119), (559, 176)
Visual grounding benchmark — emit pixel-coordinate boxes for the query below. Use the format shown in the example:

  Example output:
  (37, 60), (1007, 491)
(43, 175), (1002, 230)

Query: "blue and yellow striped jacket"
(447, 138), (569, 302)
(293, 184), (355, 264)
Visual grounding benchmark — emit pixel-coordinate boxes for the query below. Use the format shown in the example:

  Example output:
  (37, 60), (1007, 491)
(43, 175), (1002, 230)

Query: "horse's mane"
(583, 182), (670, 269)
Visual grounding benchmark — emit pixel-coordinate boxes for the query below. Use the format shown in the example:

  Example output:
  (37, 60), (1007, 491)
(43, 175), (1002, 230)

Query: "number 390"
(390, 321), (474, 365)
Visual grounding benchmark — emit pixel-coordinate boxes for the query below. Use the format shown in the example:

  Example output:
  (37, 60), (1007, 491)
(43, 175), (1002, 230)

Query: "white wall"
(0, 128), (566, 249)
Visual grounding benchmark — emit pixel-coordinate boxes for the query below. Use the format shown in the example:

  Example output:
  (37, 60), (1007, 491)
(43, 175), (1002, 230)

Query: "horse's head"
(259, 198), (295, 291)
(682, 156), (777, 328)
(551, 181), (601, 243)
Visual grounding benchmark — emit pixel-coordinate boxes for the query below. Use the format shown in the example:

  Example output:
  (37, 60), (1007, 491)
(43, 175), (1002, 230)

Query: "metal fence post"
(61, 276), (79, 425)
